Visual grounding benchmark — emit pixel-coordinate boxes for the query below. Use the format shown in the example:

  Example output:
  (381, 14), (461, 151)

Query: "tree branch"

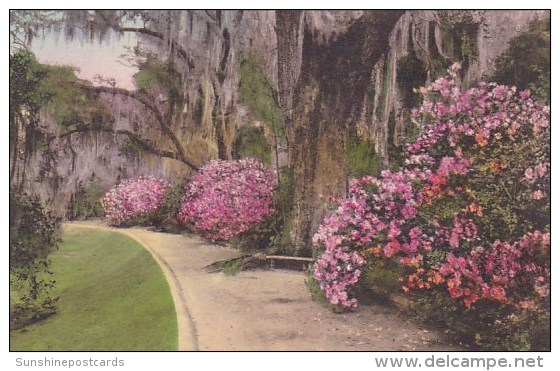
(52, 126), (198, 170)
(61, 82), (199, 170)
(114, 26), (188, 60)
(71, 83), (198, 170)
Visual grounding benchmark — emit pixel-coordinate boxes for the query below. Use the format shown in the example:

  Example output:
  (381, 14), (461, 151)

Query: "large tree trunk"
(277, 11), (403, 256)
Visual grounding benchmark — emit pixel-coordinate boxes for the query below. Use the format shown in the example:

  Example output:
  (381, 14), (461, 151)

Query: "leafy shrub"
(230, 169), (295, 255)
(412, 289), (550, 350)
(149, 183), (186, 233)
(312, 61), (550, 342)
(360, 258), (407, 301)
(102, 176), (171, 227)
(178, 158), (277, 241)
(10, 190), (60, 329)
(304, 267), (345, 313)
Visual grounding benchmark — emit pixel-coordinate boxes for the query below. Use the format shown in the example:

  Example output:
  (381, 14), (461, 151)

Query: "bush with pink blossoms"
(178, 158), (277, 241)
(313, 235), (365, 308)
(313, 63), (550, 321)
(103, 176), (171, 227)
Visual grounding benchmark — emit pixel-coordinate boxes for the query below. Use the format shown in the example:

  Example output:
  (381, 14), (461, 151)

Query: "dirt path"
(67, 222), (459, 351)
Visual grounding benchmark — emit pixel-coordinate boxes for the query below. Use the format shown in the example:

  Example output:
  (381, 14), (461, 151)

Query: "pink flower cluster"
(407, 75), (549, 155)
(313, 64), (550, 310)
(178, 158), (277, 241)
(313, 236), (365, 308)
(103, 176), (171, 226)
(313, 169), (430, 308)
(438, 230), (550, 308)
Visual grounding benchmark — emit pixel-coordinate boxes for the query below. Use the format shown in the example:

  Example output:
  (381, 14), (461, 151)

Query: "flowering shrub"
(313, 63), (550, 312)
(313, 235), (365, 308)
(178, 158), (277, 241)
(103, 176), (171, 226)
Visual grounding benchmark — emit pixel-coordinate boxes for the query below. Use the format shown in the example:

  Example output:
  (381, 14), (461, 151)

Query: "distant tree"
(492, 16), (550, 103)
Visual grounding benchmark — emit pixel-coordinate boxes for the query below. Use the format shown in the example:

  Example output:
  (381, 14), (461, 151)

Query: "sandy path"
(66, 222), (459, 351)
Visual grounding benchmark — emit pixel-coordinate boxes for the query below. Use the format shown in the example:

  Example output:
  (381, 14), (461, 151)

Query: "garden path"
(67, 222), (460, 351)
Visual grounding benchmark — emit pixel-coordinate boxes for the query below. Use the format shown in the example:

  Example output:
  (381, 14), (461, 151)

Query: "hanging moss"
(66, 178), (105, 220)
(119, 138), (143, 160)
(377, 56), (392, 120)
(427, 21), (450, 78)
(396, 30), (427, 109)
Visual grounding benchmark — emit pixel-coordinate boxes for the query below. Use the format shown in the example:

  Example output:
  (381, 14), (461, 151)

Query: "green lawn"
(10, 226), (178, 351)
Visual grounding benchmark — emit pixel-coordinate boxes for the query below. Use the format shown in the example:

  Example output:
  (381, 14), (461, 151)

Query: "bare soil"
(67, 222), (461, 351)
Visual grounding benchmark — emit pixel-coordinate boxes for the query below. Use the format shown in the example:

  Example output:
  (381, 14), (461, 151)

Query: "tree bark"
(276, 11), (404, 256)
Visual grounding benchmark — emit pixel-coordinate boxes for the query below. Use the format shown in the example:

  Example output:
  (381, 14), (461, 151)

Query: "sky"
(30, 28), (139, 90)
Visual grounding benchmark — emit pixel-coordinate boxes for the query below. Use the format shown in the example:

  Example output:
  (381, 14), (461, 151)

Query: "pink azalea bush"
(102, 176), (171, 226)
(178, 158), (277, 241)
(313, 63), (550, 311)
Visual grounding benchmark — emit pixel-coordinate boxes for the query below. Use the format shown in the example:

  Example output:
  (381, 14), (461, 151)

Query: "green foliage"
(346, 128), (381, 178)
(134, 53), (183, 104)
(412, 289), (550, 350)
(468, 124), (550, 243)
(358, 258), (407, 302)
(10, 190), (61, 329)
(233, 125), (271, 164)
(67, 180), (105, 220)
(38, 64), (113, 130)
(9, 191), (61, 268)
(492, 16), (550, 103)
(9, 51), (46, 124)
(9, 50), (48, 158)
(150, 183), (185, 234)
(10, 227), (178, 350)
(238, 51), (286, 143)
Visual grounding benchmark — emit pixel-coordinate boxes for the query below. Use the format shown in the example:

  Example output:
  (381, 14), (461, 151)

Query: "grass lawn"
(10, 225), (178, 351)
